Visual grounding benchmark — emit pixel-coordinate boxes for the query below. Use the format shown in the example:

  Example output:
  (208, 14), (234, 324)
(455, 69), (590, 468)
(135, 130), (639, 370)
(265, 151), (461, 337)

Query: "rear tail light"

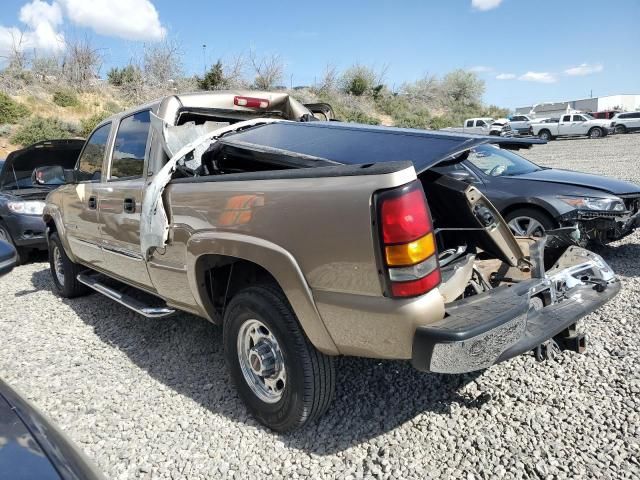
(234, 96), (270, 109)
(375, 181), (440, 298)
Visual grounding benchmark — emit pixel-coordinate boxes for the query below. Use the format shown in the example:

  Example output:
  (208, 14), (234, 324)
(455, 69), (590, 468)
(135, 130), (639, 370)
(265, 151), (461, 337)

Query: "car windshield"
(582, 113), (594, 120)
(467, 144), (542, 177)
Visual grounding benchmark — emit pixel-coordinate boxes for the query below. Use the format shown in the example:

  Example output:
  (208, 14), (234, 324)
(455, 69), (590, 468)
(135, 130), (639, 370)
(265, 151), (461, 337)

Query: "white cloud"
(59, 0), (165, 41)
(469, 65), (492, 73)
(472, 0), (503, 11)
(564, 63), (603, 76)
(0, 0), (65, 56)
(496, 73), (516, 80)
(519, 71), (556, 83)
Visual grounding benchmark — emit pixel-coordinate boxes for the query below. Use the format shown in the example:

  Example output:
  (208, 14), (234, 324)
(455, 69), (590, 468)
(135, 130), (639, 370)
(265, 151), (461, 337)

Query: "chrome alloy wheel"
(53, 245), (65, 286)
(508, 216), (546, 237)
(237, 319), (286, 403)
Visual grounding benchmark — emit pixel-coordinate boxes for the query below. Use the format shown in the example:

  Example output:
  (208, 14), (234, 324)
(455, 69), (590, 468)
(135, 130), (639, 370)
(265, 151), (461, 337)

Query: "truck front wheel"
(223, 284), (335, 432)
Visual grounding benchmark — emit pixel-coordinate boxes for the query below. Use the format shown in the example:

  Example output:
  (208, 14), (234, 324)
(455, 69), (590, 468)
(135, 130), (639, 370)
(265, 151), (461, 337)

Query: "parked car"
(0, 378), (105, 479)
(0, 240), (104, 478)
(0, 139), (84, 263)
(611, 111), (640, 134)
(589, 110), (619, 120)
(508, 114), (536, 135)
(530, 113), (615, 140)
(43, 91), (619, 431)
(431, 143), (640, 244)
(0, 239), (16, 276)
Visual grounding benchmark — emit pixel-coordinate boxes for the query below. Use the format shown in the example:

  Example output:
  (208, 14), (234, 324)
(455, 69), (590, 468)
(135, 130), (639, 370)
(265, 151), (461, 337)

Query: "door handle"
(88, 196), (97, 210)
(123, 197), (136, 213)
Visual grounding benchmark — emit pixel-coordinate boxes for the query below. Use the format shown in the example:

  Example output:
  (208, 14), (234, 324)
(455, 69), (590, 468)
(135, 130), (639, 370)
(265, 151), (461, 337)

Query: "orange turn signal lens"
(385, 233), (435, 266)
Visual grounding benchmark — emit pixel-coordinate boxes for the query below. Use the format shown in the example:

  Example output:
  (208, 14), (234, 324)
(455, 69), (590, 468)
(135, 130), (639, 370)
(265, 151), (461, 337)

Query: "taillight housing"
(234, 96), (270, 109)
(374, 181), (440, 298)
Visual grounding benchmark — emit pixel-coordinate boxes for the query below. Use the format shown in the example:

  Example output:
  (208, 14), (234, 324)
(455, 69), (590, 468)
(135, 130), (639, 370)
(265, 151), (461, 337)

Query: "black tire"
(504, 207), (555, 238)
(48, 232), (90, 298)
(538, 130), (552, 141)
(0, 222), (26, 265)
(223, 284), (335, 432)
(588, 127), (604, 139)
(615, 124), (627, 134)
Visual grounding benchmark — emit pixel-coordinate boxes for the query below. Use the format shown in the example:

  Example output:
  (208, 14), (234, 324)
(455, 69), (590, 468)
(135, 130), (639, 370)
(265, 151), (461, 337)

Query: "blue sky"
(1, 0), (639, 108)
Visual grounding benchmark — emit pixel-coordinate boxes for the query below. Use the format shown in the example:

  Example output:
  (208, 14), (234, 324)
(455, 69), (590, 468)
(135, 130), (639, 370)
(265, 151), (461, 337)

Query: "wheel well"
(501, 203), (557, 228)
(44, 216), (57, 236)
(196, 255), (280, 323)
(588, 126), (603, 133)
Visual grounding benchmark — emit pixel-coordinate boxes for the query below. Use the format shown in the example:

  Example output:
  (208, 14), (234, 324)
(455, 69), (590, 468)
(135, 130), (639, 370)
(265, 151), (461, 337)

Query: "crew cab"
(530, 113), (615, 140)
(42, 91), (620, 431)
(444, 117), (511, 136)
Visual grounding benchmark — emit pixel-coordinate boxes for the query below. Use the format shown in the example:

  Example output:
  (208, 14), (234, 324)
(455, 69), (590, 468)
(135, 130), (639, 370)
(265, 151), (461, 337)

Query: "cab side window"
(77, 122), (111, 182)
(110, 110), (151, 180)
(573, 115), (585, 122)
(466, 120), (474, 128)
(562, 115), (571, 122)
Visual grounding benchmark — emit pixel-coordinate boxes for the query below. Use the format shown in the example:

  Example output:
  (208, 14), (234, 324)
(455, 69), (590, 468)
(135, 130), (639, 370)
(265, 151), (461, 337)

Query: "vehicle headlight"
(7, 200), (45, 215)
(558, 196), (625, 212)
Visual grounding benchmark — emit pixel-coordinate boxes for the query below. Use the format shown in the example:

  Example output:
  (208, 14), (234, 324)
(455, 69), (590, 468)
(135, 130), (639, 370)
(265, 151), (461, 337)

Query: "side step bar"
(77, 273), (175, 318)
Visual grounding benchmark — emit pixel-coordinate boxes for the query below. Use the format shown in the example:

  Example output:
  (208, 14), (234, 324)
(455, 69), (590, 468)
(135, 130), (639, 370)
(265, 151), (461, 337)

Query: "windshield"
(0, 164), (64, 190)
(467, 144), (542, 177)
(582, 113), (594, 120)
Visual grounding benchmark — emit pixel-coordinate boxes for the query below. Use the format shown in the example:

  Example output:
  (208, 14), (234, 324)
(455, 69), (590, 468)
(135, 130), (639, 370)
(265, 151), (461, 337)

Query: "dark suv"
(0, 139), (83, 263)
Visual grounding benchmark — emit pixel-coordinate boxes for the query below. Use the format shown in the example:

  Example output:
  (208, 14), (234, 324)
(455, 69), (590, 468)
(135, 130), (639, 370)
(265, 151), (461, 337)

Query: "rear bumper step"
(412, 247), (619, 374)
(77, 273), (175, 318)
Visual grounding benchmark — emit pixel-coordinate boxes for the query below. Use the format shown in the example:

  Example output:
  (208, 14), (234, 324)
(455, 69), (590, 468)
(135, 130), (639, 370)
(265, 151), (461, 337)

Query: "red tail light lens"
(376, 181), (440, 298)
(380, 188), (431, 244)
(234, 96), (270, 109)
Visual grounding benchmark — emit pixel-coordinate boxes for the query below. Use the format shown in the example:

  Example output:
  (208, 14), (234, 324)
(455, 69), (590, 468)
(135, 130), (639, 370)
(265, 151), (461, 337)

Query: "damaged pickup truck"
(42, 91), (620, 431)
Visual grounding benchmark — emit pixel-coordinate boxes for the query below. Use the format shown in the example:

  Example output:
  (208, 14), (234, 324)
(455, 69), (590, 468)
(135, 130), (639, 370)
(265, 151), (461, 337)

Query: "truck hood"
(513, 168), (640, 195)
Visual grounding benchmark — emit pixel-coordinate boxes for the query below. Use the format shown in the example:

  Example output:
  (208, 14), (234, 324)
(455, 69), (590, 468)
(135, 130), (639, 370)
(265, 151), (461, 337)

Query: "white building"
(515, 94), (640, 118)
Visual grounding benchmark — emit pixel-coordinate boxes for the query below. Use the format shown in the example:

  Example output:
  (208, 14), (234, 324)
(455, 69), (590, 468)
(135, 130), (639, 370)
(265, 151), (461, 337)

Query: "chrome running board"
(77, 273), (175, 318)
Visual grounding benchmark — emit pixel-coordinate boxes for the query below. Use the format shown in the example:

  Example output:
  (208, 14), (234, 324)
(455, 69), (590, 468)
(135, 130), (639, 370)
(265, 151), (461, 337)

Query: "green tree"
(198, 60), (226, 90)
(11, 117), (78, 146)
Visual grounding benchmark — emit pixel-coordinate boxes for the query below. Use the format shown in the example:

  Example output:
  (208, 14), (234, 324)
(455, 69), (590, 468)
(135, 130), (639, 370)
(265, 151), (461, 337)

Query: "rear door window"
(77, 123), (111, 182)
(110, 110), (151, 180)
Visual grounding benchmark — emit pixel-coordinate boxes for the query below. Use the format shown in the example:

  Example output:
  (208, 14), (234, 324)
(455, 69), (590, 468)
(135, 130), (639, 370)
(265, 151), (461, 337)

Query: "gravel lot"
(1, 134), (640, 479)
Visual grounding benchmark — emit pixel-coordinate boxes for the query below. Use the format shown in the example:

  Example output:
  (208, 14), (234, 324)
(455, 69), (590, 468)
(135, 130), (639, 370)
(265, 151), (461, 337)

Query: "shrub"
(80, 112), (109, 137)
(0, 92), (30, 124)
(53, 90), (79, 107)
(107, 64), (142, 86)
(428, 115), (457, 130)
(340, 65), (376, 96)
(11, 117), (78, 146)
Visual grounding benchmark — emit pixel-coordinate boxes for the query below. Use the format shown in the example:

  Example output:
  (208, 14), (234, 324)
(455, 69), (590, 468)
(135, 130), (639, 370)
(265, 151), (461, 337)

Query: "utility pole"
(202, 44), (207, 76)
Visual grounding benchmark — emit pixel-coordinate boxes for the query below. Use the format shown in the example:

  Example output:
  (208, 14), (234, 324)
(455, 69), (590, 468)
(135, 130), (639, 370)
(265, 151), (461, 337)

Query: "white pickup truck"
(530, 113), (614, 141)
(443, 117), (512, 136)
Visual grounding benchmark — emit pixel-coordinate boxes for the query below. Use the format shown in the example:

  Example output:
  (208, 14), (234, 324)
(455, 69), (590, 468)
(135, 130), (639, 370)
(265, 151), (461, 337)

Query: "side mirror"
(32, 165), (74, 185)
(448, 170), (476, 183)
(0, 240), (17, 277)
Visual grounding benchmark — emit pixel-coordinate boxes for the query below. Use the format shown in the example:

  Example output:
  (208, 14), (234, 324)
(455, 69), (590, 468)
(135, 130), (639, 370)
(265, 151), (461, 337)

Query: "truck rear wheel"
(223, 284), (335, 432)
(538, 130), (552, 141)
(49, 232), (90, 298)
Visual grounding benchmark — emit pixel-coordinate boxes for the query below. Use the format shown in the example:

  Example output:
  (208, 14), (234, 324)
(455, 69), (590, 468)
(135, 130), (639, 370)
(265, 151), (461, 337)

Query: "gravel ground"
(1, 134), (640, 479)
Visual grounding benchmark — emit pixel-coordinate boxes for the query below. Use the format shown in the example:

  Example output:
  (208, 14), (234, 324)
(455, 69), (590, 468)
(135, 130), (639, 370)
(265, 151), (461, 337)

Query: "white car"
(530, 113), (614, 140)
(508, 115), (536, 135)
(612, 111), (640, 134)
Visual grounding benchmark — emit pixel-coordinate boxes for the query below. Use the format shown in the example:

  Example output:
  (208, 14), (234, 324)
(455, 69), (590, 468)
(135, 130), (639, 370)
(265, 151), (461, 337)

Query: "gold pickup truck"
(41, 91), (620, 431)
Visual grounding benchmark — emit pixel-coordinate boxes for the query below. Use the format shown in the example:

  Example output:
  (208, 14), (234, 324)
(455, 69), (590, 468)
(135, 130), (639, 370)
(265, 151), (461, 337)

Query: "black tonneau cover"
(222, 122), (544, 172)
